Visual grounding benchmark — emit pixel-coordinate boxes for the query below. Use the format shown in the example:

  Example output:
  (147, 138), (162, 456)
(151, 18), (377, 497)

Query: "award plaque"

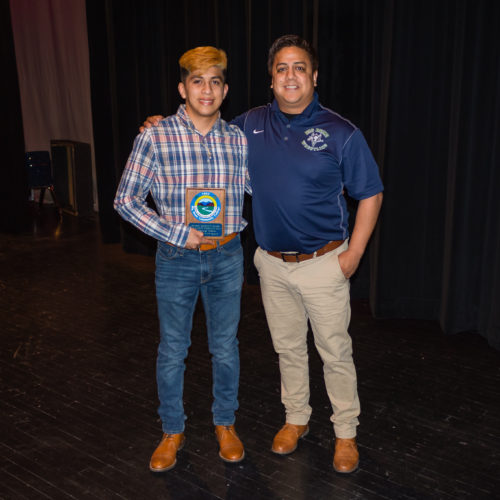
(185, 188), (226, 239)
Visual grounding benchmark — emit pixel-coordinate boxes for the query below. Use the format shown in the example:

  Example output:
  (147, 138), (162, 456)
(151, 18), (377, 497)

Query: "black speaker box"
(51, 140), (93, 216)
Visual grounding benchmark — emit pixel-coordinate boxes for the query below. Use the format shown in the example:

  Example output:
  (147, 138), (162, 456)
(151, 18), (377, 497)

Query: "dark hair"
(267, 35), (318, 75)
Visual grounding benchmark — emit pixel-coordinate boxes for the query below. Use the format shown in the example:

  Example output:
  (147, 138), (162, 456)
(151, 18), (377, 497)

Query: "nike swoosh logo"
(253, 129), (264, 134)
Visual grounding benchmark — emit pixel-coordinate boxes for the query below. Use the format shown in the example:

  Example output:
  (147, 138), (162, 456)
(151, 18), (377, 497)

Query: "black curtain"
(371, 0), (500, 350)
(1, 0), (28, 233)
(86, 0), (500, 350)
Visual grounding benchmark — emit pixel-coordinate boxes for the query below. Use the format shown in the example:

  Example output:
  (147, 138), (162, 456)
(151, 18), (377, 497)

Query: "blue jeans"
(155, 235), (243, 434)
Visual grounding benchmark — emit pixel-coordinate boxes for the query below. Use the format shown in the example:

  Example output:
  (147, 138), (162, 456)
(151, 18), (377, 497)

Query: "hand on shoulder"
(139, 115), (165, 133)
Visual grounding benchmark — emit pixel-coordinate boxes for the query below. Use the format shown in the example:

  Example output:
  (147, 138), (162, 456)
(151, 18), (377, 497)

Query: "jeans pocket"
(157, 242), (182, 261)
(219, 238), (242, 257)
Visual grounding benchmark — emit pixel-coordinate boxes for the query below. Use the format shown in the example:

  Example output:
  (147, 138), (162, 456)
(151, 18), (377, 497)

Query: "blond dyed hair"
(179, 46), (227, 82)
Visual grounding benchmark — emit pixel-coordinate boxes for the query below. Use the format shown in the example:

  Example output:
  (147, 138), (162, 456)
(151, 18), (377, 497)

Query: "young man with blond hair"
(114, 46), (249, 471)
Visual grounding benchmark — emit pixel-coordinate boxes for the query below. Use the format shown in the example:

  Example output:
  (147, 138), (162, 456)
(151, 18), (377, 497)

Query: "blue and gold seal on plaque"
(190, 191), (221, 222)
(185, 188), (226, 238)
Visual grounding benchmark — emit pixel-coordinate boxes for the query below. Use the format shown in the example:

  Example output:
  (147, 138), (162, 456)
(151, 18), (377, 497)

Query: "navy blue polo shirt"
(232, 93), (383, 254)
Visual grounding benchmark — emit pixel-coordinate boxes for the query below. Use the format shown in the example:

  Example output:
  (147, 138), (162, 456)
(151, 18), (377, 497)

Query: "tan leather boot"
(333, 437), (359, 473)
(271, 423), (309, 455)
(149, 433), (185, 472)
(215, 425), (245, 462)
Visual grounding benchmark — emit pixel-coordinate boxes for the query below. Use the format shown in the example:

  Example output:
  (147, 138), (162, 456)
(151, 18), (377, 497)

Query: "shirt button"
(284, 137), (288, 141)
(286, 124), (291, 128)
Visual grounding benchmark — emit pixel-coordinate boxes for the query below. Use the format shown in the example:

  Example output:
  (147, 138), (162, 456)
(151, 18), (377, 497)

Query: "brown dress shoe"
(215, 425), (245, 462)
(271, 423), (309, 455)
(149, 433), (185, 472)
(333, 437), (359, 473)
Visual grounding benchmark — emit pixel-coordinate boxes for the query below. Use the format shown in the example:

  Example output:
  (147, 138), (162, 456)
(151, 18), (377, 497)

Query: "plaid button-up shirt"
(114, 105), (250, 247)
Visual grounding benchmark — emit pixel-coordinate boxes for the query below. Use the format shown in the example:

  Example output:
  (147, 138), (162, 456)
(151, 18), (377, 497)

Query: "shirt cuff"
(166, 223), (190, 247)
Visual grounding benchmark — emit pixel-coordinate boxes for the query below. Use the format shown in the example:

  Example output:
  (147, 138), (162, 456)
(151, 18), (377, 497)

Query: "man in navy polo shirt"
(143, 35), (383, 473)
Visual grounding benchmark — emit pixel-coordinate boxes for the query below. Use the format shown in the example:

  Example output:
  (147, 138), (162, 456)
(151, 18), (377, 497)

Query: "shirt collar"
(271, 92), (320, 123)
(176, 104), (224, 136)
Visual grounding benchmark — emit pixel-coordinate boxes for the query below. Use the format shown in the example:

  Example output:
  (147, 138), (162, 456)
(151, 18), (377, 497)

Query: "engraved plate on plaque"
(185, 188), (225, 239)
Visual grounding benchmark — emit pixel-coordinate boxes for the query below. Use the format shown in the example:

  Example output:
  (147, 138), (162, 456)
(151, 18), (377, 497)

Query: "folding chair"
(25, 151), (61, 212)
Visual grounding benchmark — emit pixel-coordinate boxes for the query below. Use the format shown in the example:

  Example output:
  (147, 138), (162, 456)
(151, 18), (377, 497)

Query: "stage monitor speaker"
(51, 140), (93, 216)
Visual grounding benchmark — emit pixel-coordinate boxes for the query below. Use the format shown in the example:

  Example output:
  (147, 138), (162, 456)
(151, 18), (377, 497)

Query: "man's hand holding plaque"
(185, 227), (213, 249)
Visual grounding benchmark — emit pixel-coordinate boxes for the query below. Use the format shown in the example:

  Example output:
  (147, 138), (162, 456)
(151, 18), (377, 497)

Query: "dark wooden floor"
(1, 207), (500, 500)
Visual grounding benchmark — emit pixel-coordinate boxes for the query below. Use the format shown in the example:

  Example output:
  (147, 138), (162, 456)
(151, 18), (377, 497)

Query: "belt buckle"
(281, 252), (300, 263)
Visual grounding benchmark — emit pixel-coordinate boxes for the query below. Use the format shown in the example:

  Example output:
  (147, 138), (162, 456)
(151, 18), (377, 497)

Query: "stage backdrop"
(9, 0), (98, 210)
(83, 0), (500, 350)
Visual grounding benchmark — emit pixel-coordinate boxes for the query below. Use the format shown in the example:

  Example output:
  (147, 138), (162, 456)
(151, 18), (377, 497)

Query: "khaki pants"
(254, 241), (359, 438)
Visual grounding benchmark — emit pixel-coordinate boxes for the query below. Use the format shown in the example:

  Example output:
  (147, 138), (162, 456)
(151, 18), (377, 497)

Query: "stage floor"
(1, 208), (499, 499)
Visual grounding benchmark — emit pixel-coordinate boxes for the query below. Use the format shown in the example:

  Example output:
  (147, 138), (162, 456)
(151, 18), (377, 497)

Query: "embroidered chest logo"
(301, 128), (329, 151)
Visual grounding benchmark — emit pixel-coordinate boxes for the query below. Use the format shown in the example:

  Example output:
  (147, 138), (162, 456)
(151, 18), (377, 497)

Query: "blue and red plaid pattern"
(114, 105), (250, 247)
